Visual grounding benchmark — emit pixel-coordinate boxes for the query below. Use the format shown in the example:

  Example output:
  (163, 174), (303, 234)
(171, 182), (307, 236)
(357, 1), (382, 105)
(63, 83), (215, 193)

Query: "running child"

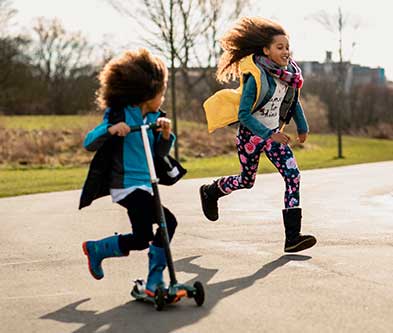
(201, 17), (316, 252)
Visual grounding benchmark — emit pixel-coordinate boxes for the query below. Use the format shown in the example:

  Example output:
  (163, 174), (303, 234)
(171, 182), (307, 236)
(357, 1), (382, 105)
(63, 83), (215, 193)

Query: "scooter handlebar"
(128, 123), (159, 133)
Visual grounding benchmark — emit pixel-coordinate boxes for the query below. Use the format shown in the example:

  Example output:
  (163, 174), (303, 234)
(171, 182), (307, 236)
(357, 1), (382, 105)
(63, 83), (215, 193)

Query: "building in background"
(298, 51), (386, 87)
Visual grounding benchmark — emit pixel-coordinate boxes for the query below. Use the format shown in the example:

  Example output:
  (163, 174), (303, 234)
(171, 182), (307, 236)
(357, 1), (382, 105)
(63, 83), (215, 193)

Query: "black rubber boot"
(199, 181), (226, 221)
(282, 207), (317, 253)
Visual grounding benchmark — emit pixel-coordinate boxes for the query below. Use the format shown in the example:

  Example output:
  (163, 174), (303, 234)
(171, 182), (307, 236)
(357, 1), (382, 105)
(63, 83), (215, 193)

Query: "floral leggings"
(217, 125), (301, 208)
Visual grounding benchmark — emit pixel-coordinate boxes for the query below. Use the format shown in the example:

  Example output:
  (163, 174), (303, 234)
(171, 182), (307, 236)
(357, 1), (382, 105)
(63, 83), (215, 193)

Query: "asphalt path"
(1, 161), (393, 333)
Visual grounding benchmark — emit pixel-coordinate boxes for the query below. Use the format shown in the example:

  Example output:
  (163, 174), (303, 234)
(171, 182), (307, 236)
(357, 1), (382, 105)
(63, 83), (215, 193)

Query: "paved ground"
(1, 161), (393, 333)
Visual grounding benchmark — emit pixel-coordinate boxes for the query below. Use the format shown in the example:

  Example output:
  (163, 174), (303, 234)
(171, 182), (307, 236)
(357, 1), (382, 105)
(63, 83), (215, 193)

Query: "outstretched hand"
(297, 133), (308, 143)
(270, 132), (291, 145)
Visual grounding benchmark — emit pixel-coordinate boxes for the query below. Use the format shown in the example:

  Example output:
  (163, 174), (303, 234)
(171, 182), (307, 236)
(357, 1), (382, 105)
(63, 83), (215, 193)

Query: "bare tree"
(168, 0), (179, 159)
(31, 17), (93, 82)
(310, 7), (360, 158)
(0, 0), (19, 85)
(193, 0), (251, 99)
(0, 35), (30, 86)
(0, 0), (32, 112)
(197, 0), (250, 67)
(107, 0), (211, 159)
(0, 0), (16, 35)
(106, 0), (252, 157)
(30, 17), (94, 113)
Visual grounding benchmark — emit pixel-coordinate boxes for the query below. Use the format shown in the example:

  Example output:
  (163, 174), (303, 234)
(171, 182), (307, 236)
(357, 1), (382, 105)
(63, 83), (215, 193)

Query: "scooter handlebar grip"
(128, 123), (160, 132)
(148, 123), (160, 130)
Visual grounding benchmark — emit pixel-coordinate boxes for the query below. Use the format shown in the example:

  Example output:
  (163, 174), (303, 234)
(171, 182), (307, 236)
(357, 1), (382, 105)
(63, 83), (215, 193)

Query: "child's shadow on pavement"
(41, 254), (311, 333)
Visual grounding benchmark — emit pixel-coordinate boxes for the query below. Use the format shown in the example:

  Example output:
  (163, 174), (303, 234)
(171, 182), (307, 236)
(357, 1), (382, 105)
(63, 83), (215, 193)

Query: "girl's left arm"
(292, 100), (309, 134)
(155, 132), (176, 157)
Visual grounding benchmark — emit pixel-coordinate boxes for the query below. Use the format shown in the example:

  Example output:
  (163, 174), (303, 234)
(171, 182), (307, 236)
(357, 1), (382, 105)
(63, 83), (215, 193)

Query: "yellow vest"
(203, 55), (263, 133)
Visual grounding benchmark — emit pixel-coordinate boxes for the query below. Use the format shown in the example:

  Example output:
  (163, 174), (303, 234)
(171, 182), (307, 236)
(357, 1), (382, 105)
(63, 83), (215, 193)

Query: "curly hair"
(96, 48), (168, 110)
(216, 17), (287, 83)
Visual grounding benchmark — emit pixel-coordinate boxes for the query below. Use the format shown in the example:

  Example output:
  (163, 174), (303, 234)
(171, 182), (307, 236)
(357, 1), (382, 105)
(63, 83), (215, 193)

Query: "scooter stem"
(140, 125), (178, 285)
(141, 125), (158, 182)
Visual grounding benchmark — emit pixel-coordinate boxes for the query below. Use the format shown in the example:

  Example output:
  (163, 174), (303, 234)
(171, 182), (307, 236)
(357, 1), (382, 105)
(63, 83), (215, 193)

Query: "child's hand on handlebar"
(108, 122), (130, 136)
(156, 117), (172, 140)
(270, 132), (291, 145)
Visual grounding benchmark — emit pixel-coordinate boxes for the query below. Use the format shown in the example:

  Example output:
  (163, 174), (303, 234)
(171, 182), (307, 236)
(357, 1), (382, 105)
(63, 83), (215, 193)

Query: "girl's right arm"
(239, 76), (291, 144)
(83, 110), (113, 152)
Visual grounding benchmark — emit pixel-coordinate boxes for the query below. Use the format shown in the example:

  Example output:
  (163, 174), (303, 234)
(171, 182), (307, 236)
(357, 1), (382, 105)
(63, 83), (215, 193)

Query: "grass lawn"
(185, 135), (393, 178)
(1, 134), (392, 198)
(0, 114), (101, 130)
(0, 167), (87, 198)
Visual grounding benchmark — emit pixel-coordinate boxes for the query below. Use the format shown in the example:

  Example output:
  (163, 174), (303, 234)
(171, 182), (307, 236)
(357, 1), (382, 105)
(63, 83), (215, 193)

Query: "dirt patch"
(178, 126), (237, 158)
(0, 125), (239, 167)
(0, 127), (91, 167)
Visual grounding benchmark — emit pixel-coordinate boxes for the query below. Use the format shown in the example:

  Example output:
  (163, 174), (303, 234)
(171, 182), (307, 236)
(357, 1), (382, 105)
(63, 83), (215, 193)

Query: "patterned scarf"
(255, 55), (304, 89)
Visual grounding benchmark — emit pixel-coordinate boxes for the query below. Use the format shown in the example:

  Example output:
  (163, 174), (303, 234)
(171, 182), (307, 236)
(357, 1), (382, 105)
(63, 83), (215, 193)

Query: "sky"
(9, 0), (393, 81)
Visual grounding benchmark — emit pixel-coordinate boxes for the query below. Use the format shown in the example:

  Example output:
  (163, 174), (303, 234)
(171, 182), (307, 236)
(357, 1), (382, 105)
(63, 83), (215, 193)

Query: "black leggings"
(117, 189), (177, 253)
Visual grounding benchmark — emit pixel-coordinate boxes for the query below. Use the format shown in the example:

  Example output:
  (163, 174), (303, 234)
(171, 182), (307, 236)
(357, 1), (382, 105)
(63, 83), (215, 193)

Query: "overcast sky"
(10, 0), (393, 80)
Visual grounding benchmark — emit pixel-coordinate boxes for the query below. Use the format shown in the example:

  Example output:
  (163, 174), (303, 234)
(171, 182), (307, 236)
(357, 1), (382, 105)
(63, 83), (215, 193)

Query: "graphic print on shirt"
(254, 78), (288, 129)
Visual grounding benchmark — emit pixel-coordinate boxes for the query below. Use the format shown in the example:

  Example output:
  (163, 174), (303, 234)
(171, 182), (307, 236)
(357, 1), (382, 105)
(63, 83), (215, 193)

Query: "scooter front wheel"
(193, 281), (205, 306)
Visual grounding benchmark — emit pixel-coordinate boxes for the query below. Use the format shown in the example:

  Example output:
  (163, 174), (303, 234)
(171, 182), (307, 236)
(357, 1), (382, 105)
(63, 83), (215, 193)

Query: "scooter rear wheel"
(154, 287), (165, 311)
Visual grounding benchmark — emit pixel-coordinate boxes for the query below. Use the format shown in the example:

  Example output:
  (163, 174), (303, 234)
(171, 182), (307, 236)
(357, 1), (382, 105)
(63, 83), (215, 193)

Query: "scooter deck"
(131, 279), (193, 307)
(132, 290), (156, 303)
(130, 279), (156, 303)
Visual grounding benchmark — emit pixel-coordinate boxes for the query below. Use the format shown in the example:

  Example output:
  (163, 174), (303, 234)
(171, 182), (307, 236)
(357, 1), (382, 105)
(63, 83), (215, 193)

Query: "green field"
(178, 134), (393, 177)
(1, 115), (392, 198)
(0, 114), (101, 130)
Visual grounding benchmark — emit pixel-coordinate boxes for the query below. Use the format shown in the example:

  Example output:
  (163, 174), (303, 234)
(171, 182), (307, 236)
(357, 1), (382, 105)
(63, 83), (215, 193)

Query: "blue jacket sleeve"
(238, 75), (273, 139)
(292, 100), (309, 134)
(83, 110), (113, 151)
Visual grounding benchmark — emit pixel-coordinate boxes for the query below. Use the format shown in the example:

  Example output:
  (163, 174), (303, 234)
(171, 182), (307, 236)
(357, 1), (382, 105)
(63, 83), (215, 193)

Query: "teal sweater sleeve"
(238, 76), (273, 139)
(292, 100), (309, 134)
(83, 109), (112, 151)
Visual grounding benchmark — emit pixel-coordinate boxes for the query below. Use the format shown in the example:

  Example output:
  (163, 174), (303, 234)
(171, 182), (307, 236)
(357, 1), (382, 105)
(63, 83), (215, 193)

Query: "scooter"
(129, 123), (205, 311)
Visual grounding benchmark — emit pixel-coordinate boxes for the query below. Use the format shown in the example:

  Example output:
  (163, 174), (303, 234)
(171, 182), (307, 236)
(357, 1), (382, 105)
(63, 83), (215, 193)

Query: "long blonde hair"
(217, 17), (287, 83)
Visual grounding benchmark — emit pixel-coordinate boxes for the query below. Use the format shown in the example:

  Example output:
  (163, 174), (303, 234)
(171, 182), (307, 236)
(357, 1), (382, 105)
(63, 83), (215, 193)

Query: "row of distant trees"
(0, 0), (250, 117)
(1, 0), (392, 138)
(0, 0), (104, 115)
